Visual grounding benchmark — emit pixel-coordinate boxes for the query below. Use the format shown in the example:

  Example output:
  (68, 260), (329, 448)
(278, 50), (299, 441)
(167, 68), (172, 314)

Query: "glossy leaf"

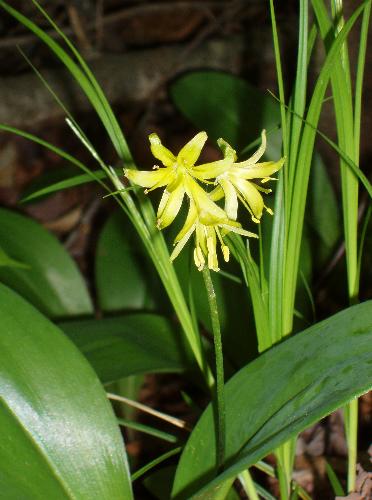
(172, 301), (372, 499)
(170, 71), (281, 156)
(0, 283), (132, 499)
(95, 211), (160, 312)
(60, 314), (193, 384)
(0, 208), (93, 317)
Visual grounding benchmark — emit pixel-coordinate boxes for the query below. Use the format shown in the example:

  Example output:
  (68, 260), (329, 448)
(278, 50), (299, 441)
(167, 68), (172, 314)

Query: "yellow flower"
(195, 130), (285, 223)
(170, 196), (257, 272)
(125, 132), (209, 229)
(123, 130), (280, 272)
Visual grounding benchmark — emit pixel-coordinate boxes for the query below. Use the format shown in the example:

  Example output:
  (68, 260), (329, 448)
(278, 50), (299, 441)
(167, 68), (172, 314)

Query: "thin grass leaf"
(267, 91), (372, 198)
(288, 0), (309, 193)
(356, 204), (371, 291)
(284, 4), (365, 333)
(227, 234), (270, 352)
(22, 171), (110, 202)
(353, 1), (371, 158)
(117, 418), (178, 444)
(132, 447), (182, 482)
(268, 0), (288, 345)
(325, 461), (345, 497)
(30, 0), (131, 162)
(0, 124), (107, 189)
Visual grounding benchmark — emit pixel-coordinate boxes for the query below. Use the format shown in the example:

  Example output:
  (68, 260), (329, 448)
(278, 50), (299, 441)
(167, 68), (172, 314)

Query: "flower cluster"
(124, 131), (284, 272)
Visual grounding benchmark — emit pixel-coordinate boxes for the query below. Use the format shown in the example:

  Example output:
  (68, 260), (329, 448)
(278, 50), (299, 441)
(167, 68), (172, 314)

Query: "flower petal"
(185, 177), (227, 225)
(217, 138), (237, 162)
(232, 177), (264, 220)
(125, 167), (173, 189)
(192, 158), (233, 180)
(157, 183), (185, 229)
(177, 132), (208, 167)
(218, 178), (238, 220)
(237, 129), (267, 166)
(170, 221), (196, 262)
(209, 185), (225, 202)
(174, 200), (198, 243)
(149, 133), (176, 167)
(220, 222), (258, 238)
(233, 157), (285, 179)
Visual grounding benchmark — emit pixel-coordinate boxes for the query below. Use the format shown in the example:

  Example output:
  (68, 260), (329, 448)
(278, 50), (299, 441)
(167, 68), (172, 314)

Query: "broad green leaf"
(0, 208), (93, 317)
(170, 71), (281, 156)
(172, 301), (372, 499)
(95, 211), (162, 312)
(60, 314), (194, 384)
(0, 283), (132, 499)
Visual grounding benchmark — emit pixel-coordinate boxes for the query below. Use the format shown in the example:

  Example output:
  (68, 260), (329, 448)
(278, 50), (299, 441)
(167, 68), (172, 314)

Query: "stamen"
(194, 246), (205, 271)
(222, 245), (230, 262)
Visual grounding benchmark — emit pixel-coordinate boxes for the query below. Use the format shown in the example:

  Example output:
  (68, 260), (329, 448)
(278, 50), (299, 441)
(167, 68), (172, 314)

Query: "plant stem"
(238, 470), (260, 500)
(346, 399), (358, 492)
(202, 266), (225, 470)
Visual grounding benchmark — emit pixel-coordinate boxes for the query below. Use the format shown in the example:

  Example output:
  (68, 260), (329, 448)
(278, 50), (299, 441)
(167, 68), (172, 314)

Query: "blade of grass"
(117, 418), (178, 444)
(283, 3), (365, 336)
(268, 0), (288, 348)
(238, 470), (260, 500)
(312, 0), (371, 490)
(0, 123), (108, 190)
(325, 461), (346, 497)
(131, 447), (182, 482)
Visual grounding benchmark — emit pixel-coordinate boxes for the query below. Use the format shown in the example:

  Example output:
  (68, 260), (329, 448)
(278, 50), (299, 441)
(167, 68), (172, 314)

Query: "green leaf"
(0, 208), (93, 318)
(22, 167), (106, 203)
(0, 283), (132, 499)
(95, 211), (161, 312)
(144, 466), (177, 500)
(325, 461), (345, 497)
(172, 301), (372, 499)
(60, 314), (193, 384)
(170, 71), (281, 156)
(307, 152), (341, 267)
(0, 245), (28, 269)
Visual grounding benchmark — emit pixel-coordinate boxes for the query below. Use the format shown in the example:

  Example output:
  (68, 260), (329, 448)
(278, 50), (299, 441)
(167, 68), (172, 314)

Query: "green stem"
(202, 267), (225, 470)
(238, 470), (260, 500)
(276, 440), (294, 500)
(345, 399), (358, 492)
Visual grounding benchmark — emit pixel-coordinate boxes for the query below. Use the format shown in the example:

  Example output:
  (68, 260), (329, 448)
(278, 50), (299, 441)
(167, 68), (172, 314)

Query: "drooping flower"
(193, 130), (285, 223)
(125, 132), (208, 229)
(170, 197), (257, 272)
(124, 130), (281, 272)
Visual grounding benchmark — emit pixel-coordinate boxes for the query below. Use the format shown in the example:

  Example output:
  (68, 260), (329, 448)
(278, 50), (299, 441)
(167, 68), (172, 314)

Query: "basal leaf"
(0, 283), (132, 499)
(95, 210), (163, 312)
(0, 208), (93, 317)
(60, 314), (194, 384)
(170, 71), (281, 156)
(172, 301), (372, 499)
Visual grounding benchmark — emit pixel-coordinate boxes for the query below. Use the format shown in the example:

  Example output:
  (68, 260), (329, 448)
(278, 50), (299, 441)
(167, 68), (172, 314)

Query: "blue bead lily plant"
(125, 130), (284, 272)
